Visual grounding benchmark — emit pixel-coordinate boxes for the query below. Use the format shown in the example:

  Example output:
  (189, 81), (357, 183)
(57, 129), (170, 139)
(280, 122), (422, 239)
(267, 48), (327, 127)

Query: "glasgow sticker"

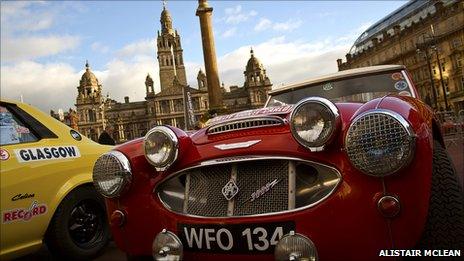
(14, 146), (81, 163)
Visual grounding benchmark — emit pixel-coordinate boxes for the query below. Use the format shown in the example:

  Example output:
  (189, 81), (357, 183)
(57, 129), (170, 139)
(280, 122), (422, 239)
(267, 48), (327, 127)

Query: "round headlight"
(290, 97), (340, 151)
(345, 109), (415, 176)
(275, 231), (318, 261)
(93, 151), (132, 198)
(144, 126), (178, 171)
(152, 229), (183, 261)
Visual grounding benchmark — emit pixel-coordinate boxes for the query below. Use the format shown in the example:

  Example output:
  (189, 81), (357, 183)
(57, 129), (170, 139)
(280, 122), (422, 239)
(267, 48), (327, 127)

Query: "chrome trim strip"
(207, 116), (285, 135)
(344, 109), (416, 176)
(214, 140), (261, 150)
(143, 126), (179, 171)
(401, 70), (417, 98)
(289, 97), (341, 152)
(227, 165), (238, 217)
(183, 174), (190, 213)
(288, 161), (296, 210)
(155, 156), (342, 219)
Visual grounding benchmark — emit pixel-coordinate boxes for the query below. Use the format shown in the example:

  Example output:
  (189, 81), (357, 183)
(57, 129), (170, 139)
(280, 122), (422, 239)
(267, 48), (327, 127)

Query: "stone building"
(223, 48), (272, 112)
(337, 0), (463, 112)
(73, 3), (273, 143)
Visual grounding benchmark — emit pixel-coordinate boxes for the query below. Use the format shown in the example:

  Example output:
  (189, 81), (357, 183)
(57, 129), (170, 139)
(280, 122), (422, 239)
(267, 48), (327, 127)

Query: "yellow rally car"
(0, 99), (112, 260)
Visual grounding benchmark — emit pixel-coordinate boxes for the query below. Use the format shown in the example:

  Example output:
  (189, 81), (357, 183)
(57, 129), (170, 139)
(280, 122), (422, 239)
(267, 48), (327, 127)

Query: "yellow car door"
(1, 101), (111, 260)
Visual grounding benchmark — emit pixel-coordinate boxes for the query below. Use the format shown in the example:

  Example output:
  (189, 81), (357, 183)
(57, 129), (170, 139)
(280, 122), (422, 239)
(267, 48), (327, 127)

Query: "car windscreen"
(266, 71), (413, 106)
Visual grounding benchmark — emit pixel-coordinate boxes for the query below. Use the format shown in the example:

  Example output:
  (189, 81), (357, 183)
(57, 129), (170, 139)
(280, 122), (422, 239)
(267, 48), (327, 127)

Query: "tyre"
(46, 186), (110, 260)
(418, 141), (464, 249)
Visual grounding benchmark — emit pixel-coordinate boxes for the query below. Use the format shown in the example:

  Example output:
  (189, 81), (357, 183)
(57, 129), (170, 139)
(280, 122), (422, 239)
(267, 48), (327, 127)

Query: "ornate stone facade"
(223, 48), (272, 112)
(337, 0), (464, 112)
(73, 3), (273, 143)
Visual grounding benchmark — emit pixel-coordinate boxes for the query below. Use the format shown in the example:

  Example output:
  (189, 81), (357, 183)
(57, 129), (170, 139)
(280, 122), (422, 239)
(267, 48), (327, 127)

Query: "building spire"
(85, 60), (90, 70)
(160, 0), (173, 34)
(250, 47), (254, 57)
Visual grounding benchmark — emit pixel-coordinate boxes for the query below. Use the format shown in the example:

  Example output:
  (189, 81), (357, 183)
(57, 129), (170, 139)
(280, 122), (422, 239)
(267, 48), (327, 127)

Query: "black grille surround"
(156, 156), (342, 218)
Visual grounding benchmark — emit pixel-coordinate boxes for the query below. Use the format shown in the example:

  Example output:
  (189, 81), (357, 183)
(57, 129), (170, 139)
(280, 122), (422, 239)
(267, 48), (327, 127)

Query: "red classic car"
(92, 65), (463, 260)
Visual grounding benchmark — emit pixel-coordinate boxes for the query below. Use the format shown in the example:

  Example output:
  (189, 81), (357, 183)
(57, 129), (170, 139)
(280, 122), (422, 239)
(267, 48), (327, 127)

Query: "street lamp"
(416, 45), (438, 109)
(417, 25), (449, 111)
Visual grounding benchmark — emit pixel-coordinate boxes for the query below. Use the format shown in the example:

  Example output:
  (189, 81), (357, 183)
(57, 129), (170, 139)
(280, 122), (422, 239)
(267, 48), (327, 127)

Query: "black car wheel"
(46, 186), (110, 260)
(419, 141), (464, 249)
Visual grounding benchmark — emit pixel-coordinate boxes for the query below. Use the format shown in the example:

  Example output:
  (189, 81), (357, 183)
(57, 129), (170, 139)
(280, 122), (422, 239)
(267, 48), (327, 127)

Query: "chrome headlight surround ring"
(92, 150), (132, 198)
(345, 109), (416, 177)
(143, 126), (179, 171)
(289, 97), (340, 152)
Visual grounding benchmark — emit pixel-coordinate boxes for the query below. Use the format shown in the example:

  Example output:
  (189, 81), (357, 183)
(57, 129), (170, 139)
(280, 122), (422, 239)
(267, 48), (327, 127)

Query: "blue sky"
(1, 0), (407, 113)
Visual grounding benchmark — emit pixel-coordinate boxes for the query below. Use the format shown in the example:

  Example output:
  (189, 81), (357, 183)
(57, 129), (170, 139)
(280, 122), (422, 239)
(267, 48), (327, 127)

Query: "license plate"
(178, 221), (295, 253)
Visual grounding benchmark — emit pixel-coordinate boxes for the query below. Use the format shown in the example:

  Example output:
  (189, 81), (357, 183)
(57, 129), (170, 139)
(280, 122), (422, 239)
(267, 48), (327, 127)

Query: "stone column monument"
(196, 0), (223, 110)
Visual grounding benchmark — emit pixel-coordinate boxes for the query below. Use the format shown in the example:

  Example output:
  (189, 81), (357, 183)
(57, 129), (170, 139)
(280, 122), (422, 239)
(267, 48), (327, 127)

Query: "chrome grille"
(186, 165), (231, 217)
(345, 110), (415, 176)
(207, 116), (284, 135)
(234, 160), (288, 215)
(157, 157), (342, 218)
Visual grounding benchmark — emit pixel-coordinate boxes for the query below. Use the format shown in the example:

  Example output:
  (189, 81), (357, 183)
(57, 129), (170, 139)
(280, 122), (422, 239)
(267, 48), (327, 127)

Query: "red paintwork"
(103, 69), (438, 260)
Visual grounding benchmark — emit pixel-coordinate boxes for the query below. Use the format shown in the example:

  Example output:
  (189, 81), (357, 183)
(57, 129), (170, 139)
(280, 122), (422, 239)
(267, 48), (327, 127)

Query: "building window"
(174, 99), (183, 112)
(452, 38), (462, 48)
(459, 76), (464, 91)
(455, 54), (462, 68)
(432, 65), (437, 75)
(440, 58), (446, 72)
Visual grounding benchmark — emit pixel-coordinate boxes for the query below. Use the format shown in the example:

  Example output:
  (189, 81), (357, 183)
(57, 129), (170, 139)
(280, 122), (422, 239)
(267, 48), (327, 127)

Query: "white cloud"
(221, 28), (237, 38)
(254, 18), (302, 32)
(273, 19), (303, 32)
(254, 18), (272, 31)
(116, 39), (154, 60)
(91, 42), (110, 54)
(224, 5), (257, 25)
(1, 61), (81, 113)
(1, 1), (54, 33)
(1, 35), (80, 62)
(217, 36), (350, 88)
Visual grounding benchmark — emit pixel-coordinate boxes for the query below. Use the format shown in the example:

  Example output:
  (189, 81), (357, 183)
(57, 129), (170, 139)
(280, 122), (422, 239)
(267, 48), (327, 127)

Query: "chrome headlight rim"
(345, 109), (416, 177)
(289, 97), (340, 151)
(143, 126), (179, 171)
(92, 150), (132, 198)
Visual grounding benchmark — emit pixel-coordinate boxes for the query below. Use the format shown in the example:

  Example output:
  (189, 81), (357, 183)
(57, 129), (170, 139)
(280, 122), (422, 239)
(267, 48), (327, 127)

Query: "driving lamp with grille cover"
(275, 231), (318, 261)
(144, 126), (179, 171)
(345, 109), (415, 177)
(93, 151), (132, 198)
(152, 229), (183, 261)
(290, 97), (340, 151)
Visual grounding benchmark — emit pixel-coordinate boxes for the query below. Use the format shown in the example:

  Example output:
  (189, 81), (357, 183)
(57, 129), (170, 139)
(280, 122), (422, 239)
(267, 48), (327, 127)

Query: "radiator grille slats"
(207, 117), (284, 135)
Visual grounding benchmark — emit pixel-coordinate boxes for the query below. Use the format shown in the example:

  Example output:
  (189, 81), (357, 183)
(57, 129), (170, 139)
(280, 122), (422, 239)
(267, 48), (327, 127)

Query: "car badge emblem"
(214, 140), (261, 150)
(242, 178), (281, 205)
(222, 179), (239, 201)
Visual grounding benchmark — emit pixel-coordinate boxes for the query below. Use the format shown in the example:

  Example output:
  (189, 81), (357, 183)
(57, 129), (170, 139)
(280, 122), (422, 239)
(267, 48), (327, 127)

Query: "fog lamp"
(152, 229), (183, 261)
(93, 151), (132, 198)
(275, 231), (318, 261)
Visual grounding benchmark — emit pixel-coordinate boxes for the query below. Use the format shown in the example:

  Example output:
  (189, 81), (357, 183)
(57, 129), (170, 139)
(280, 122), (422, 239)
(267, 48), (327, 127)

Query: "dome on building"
(161, 7), (171, 21)
(80, 61), (99, 87)
(160, 4), (174, 34)
(246, 48), (263, 72)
